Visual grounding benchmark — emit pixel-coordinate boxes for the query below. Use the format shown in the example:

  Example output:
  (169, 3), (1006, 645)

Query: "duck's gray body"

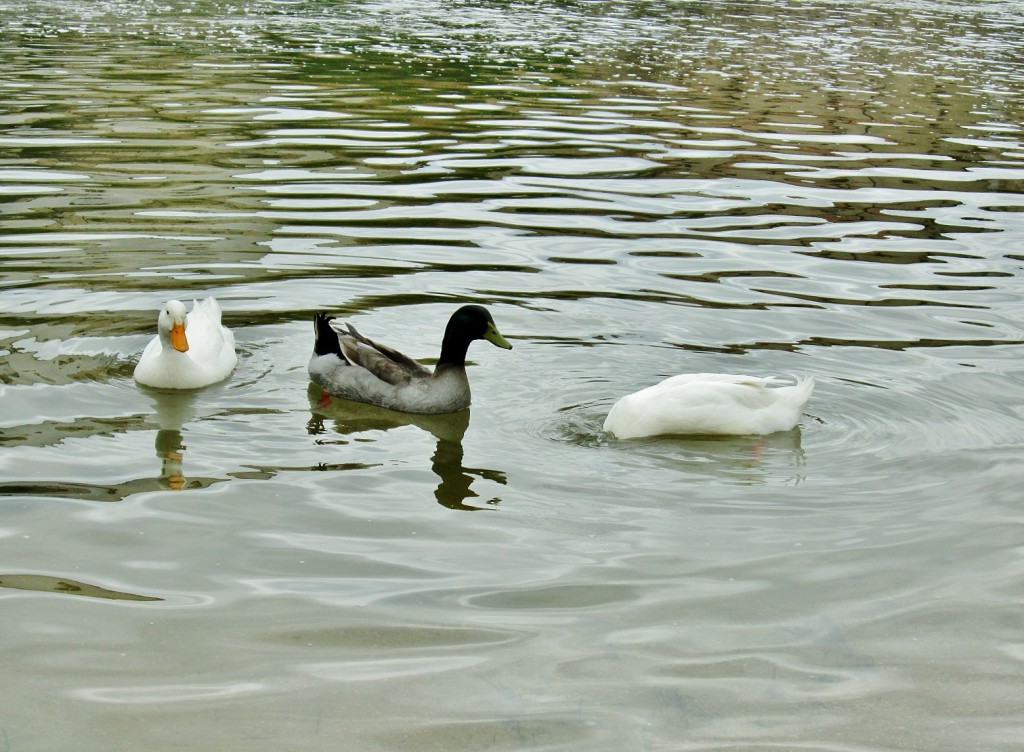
(308, 305), (511, 415)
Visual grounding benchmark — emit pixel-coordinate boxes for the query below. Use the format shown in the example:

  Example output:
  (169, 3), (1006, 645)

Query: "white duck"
(134, 297), (237, 390)
(604, 373), (814, 439)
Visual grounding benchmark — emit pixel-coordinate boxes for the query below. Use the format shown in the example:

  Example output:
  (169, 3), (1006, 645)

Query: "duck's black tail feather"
(313, 312), (345, 359)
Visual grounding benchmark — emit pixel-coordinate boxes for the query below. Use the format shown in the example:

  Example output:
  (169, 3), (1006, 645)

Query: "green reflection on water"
(0, 573), (161, 601)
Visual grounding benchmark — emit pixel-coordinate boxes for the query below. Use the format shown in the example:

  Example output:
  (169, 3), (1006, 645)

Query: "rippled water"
(2, 0), (1024, 749)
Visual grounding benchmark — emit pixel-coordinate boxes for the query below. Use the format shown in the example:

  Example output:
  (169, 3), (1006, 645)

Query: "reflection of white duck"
(148, 389), (199, 491)
(134, 298), (236, 389)
(604, 374), (814, 439)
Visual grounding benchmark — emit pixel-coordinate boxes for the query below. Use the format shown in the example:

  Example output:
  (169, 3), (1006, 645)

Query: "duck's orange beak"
(170, 322), (189, 352)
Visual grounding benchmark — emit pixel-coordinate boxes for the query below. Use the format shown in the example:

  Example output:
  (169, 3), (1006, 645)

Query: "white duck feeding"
(604, 373), (814, 439)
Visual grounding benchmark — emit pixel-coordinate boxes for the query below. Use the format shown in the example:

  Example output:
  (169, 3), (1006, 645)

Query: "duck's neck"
(159, 328), (174, 350)
(158, 327), (183, 354)
(437, 327), (472, 370)
(313, 314), (343, 357)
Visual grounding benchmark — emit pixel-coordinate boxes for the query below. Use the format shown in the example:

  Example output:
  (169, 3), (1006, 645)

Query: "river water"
(2, 1), (1024, 749)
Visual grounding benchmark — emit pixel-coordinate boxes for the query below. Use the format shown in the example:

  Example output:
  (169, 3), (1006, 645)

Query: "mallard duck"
(308, 304), (512, 414)
(134, 297), (237, 390)
(604, 373), (814, 439)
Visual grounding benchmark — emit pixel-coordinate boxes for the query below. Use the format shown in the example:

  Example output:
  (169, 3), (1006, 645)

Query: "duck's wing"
(337, 322), (433, 386)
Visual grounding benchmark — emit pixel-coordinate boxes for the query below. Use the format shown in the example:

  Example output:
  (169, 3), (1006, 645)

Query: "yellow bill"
(484, 322), (512, 350)
(170, 322), (189, 352)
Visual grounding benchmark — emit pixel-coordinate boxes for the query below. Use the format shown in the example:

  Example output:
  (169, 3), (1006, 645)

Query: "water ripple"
(4, 2), (1024, 750)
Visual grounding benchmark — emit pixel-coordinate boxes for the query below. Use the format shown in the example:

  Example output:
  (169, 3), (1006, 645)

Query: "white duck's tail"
(788, 376), (815, 409)
(191, 296), (223, 322)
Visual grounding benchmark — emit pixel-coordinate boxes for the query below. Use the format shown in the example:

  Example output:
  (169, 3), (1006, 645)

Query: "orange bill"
(170, 322), (189, 352)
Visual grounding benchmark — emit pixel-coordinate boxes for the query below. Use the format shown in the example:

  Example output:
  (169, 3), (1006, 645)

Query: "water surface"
(2, 1), (1024, 750)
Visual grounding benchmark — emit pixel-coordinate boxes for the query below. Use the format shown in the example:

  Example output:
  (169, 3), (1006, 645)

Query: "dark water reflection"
(2, 0), (1024, 750)
(0, 572), (161, 601)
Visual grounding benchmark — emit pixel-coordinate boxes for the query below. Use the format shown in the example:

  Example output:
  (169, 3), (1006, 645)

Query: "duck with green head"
(308, 304), (512, 414)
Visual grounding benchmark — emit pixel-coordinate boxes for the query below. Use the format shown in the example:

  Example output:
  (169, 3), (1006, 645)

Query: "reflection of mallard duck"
(308, 305), (512, 414)
(134, 298), (236, 389)
(306, 383), (470, 443)
(604, 374), (814, 439)
(306, 383), (505, 511)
